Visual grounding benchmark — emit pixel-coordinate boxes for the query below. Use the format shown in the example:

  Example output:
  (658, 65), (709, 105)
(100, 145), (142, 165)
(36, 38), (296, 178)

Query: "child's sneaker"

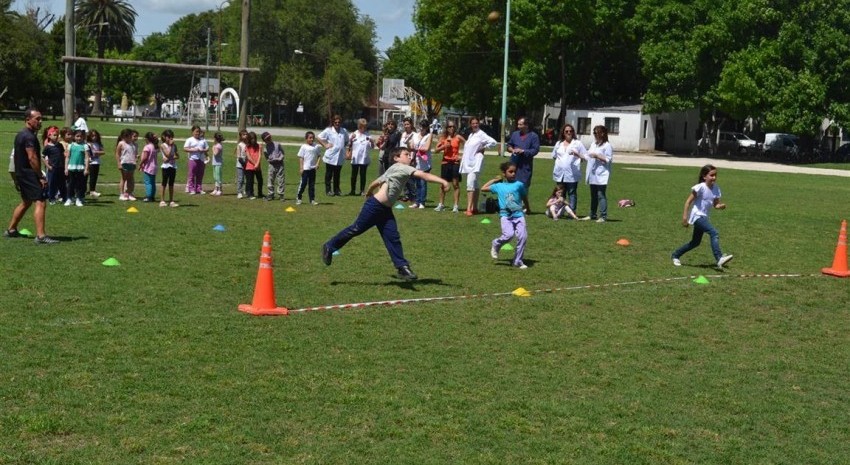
(3, 229), (21, 238)
(296, 199), (302, 205)
(672, 257), (682, 267)
(128, 194), (137, 201)
(396, 265), (418, 281)
(717, 254), (734, 268)
(119, 194), (128, 201)
(434, 203), (445, 212)
(169, 201), (179, 208)
(237, 193), (243, 199)
(64, 199), (73, 206)
(514, 262), (528, 270)
(159, 201), (167, 207)
(75, 199), (84, 207)
(491, 244), (500, 259)
(34, 235), (59, 245)
(311, 200), (319, 206)
(417, 203), (425, 209)
(452, 205), (459, 213)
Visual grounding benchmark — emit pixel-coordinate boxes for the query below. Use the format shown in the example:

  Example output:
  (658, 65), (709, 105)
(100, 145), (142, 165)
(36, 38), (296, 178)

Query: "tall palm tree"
(75, 0), (137, 115)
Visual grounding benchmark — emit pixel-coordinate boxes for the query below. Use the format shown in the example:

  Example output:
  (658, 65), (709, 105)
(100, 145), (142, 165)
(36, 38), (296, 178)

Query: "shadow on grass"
(330, 277), (450, 290)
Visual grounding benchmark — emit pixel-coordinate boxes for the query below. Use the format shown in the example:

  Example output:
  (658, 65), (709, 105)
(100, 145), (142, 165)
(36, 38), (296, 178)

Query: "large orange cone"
(822, 220), (850, 278)
(238, 231), (290, 315)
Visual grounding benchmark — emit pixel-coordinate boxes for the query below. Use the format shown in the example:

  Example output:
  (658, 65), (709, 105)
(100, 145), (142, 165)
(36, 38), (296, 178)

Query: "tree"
(75, 0), (137, 115)
(0, 2), (53, 109)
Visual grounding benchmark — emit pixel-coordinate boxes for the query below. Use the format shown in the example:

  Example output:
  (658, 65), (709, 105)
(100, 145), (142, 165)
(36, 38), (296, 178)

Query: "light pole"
(499, 0), (512, 156)
(294, 49), (332, 123)
(205, 26), (211, 132)
(217, 0), (230, 130)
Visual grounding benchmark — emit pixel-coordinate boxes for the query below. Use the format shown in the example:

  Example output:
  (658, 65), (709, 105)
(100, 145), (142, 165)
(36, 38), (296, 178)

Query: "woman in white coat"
(551, 123), (587, 214)
(458, 117), (497, 216)
(582, 125), (613, 222)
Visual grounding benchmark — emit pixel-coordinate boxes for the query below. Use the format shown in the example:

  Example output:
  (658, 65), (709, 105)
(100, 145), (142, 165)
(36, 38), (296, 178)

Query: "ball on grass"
(487, 11), (500, 23)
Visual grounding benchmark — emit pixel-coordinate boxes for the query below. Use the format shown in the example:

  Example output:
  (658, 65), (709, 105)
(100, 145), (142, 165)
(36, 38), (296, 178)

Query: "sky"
(18, 0), (416, 51)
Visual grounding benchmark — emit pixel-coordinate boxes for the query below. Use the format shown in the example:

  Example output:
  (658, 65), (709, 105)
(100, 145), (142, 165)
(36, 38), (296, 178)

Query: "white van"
(763, 133), (798, 158)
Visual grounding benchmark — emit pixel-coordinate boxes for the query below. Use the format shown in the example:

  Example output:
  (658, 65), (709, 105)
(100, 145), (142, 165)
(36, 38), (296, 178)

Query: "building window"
(577, 117), (591, 135)
(604, 117), (620, 135)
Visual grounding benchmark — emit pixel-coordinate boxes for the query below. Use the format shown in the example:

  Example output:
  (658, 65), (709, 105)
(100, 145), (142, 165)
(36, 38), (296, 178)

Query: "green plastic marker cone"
(502, 243), (514, 251)
(394, 203), (405, 210)
(480, 218), (492, 224)
(18, 228), (32, 237)
(693, 275), (710, 284)
(102, 257), (121, 267)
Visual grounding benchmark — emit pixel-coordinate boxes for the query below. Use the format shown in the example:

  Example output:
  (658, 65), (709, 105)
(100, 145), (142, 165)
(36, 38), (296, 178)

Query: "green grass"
(2, 131), (850, 463)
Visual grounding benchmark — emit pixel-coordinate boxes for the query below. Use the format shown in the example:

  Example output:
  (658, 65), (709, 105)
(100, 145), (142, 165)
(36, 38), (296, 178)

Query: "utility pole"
(237, 0), (251, 132)
(64, 0), (75, 128)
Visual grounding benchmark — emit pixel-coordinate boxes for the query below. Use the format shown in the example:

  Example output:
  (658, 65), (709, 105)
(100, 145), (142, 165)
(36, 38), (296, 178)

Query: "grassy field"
(2, 118), (850, 463)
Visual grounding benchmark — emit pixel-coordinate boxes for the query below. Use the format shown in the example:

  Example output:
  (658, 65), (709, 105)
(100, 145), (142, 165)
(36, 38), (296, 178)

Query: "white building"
(543, 103), (701, 153)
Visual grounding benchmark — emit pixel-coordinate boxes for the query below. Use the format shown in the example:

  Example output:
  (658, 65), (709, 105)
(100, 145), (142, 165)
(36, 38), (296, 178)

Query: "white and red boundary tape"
(287, 273), (815, 314)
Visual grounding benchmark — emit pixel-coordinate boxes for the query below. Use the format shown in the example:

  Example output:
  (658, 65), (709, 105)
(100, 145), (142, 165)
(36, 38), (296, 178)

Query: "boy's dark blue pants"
(327, 196), (408, 268)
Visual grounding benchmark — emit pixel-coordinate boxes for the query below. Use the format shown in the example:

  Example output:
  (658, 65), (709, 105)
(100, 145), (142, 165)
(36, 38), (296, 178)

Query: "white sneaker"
(434, 204), (444, 212)
(188, 191), (196, 195)
(296, 199), (302, 205)
(490, 244), (499, 259)
(514, 262), (528, 270)
(64, 199), (73, 206)
(128, 194), (137, 201)
(579, 216), (592, 221)
(595, 218), (606, 223)
(119, 194), (128, 201)
(717, 254), (734, 268)
(311, 200), (319, 206)
(169, 201), (179, 208)
(452, 205), (459, 213)
(237, 193), (243, 199)
(90, 191), (101, 198)
(159, 201), (167, 207)
(672, 258), (682, 267)
(417, 203), (425, 209)
(199, 190), (207, 195)
(75, 199), (84, 207)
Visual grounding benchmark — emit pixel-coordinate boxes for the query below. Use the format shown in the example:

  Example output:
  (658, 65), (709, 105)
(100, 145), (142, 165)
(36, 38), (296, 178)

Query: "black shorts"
(161, 167), (176, 187)
(16, 172), (46, 201)
(440, 163), (460, 182)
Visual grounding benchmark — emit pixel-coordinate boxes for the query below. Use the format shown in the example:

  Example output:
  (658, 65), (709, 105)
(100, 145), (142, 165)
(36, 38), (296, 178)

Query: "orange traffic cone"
(238, 231), (290, 315)
(822, 220), (850, 278)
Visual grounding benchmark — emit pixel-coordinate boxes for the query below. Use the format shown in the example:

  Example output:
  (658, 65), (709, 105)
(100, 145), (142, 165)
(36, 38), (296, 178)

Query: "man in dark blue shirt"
(507, 116), (540, 212)
(4, 109), (58, 244)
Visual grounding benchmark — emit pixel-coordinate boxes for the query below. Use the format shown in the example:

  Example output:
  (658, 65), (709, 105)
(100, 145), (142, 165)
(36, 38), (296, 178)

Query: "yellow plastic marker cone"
(693, 275), (710, 284)
(512, 287), (532, 297)
(126, 207), (139, 213)
(285, 206), (296, 212)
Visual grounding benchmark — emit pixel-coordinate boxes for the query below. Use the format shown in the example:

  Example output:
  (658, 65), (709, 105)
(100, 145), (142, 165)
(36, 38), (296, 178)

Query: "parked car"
(717, 131), (759, 155)
(762, 133), (799, 158)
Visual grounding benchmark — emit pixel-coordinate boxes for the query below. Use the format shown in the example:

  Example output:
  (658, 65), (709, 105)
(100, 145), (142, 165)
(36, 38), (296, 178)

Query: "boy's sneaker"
(434, 203), (445, 212)
(64, 199), (73, 206)
(396, 265), (418, 281)
(514, 262), (528, 270)
(417, 203), (425, 209)
(159, 201), (167, 207)
(311, 200), (319, 206)
(321, 243), (333, 266)
(75, 199), (84, 207)
(672, 258), (682, 267)
(34, 235), (59, 245)
(237, 193), (243, 199)
(296, 199), (302, 205)
(3, 229), (21, 238)
(717, 254), (734, 268)
(452, 205), (459, 213)
(491, 244), (500, 259)
(90, 191), (101, 198)
(595, 218), (606, 223)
